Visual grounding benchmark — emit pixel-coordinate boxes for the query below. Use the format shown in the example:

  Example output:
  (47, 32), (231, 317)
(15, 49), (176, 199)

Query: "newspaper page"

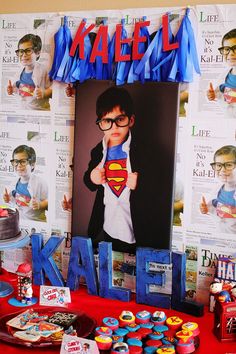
(172, 4), (236, 304)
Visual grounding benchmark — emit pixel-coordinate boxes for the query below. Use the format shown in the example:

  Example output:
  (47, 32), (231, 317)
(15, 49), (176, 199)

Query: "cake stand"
(0, 232), (30, 297)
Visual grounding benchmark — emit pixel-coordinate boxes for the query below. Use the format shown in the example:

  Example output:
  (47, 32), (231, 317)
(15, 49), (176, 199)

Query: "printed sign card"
(39, 285), (71, 307)
(60, 334), (99, 354)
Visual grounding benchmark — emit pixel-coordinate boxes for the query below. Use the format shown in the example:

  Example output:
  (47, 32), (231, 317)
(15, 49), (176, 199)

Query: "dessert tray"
(0, 307), (96, 347)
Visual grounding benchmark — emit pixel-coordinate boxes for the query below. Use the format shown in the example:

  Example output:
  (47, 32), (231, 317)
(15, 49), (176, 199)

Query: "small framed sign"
(39, 285), (71, 307)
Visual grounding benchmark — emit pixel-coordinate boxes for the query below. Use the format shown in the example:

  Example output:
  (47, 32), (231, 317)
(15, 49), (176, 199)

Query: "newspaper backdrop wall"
(0, 4), (236, 304)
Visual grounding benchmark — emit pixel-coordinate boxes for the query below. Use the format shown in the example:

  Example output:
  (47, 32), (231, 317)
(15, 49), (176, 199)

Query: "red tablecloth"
(0, 271), (236, 353)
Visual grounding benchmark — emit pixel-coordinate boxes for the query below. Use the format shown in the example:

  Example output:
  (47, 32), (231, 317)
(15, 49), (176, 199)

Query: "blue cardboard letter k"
(31, 233), (65, 286)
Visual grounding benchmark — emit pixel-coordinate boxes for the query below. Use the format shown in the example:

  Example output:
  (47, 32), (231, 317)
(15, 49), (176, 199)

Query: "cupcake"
(119, 311), (135, 327)
(135, 310), (151, 324)
(151, 311), (167, 325)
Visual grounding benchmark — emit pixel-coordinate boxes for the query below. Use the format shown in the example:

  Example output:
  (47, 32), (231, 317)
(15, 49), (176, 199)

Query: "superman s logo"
(105, 158), (127, 197)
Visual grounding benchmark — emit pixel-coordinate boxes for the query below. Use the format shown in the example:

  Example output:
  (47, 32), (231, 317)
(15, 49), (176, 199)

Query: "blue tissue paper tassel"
(110, 19), (132, 85)
(64, 47), (79, 83)
(49, 16), (73, 82)
(150, 18), (175, 82)
(128, 17), (150, 84)
(79, 32), (95, 82)
(135, 26), (162, 82)
(135, 18), (173, 82)
(49, 17), (67, 80)
(55, 16), (74, 82)
(94, 21), (111, 80)
(71, 20), (95, 83)
(168, 8), (201, 82)
(107, 29), (116, 80)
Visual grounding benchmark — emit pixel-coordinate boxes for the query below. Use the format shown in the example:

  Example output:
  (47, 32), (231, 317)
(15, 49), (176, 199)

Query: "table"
(0, 271), (236, 353)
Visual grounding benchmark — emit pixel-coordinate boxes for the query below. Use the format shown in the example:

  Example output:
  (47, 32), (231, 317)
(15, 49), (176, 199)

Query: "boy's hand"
(7, 80), (13, 95)
(65, 83), (75, 97)
(31, 197), (40, 210)
(207, 82), (216, 101)
(35, 86), (44, 99)
(126, 172), (138, 190)
(62, 194), (72, 211)
(90, 163), (106, 185)
(3, 188), (10, 203)
(200, 196), (208, 214)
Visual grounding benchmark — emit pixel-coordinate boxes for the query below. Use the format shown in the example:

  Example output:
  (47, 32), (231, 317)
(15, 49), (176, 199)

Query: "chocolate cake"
(0, 208), (20, 240)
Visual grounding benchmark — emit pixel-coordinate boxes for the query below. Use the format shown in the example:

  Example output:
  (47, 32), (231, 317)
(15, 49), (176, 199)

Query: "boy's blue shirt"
(104, 143), (128, 198)
(220, 71), (236, 92)
(12, 179), (31, 207)
(16, 69), (35, 88)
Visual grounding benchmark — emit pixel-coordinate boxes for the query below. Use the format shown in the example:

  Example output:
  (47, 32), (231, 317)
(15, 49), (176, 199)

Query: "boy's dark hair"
(96, 86), (134, 120)
(22, 276), (32, 284)
(13, 145), (36, 170)
(214, 145), (236, 160)
(222, 29), (236, 45)
(18, 34), (42, 60)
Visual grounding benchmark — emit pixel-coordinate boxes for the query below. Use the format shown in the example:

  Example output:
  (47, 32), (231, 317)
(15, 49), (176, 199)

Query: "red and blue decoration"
(49, 8), (200, 86)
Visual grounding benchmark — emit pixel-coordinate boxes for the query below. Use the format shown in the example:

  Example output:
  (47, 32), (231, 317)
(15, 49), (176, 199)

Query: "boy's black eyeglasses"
(218, 45), (236, 55)
(10, 159), (30, 167)
(96, 114), (130, 131)
(210, 161), (236, 171)
(15, 47), (35, 57)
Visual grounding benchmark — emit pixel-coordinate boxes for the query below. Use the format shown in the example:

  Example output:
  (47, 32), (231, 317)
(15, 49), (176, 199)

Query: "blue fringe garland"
(49, 10), (200, 85)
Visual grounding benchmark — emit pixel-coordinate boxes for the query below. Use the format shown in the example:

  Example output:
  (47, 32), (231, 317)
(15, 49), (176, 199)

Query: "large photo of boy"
(72, 81), (179, 253)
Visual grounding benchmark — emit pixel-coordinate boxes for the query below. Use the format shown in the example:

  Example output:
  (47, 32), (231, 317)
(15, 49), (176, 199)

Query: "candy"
(175, 329), (193, 342)
(128, 345), (143, 353)
(112, 335), (124, 343)
(111, 341), (129, 353)
(139, 322), (154, 329)
(151, 311), (167, 325)
(125, 323), (141, 332)
(161, 336), (178, 346)
(126, 331), (142, 340)
(114, 327), (129, 337)
(119, 311), (135, 327)
(148, 331), (164, 340)
(135, 310), (151, 324)
(176, 338), (195, 353)
(103, 317), (119, 331)
(156, 344), (175, 353)
(166, 316), (183, 331)
(145, 339), (162, 348)
(152, 325), (169, 333)
(95, 326), (113, 336)
(144, 346), (161, 354)
(182, 322), (200, 349)
(126, 338), (143, 347)
(136, 327), (152, 338)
